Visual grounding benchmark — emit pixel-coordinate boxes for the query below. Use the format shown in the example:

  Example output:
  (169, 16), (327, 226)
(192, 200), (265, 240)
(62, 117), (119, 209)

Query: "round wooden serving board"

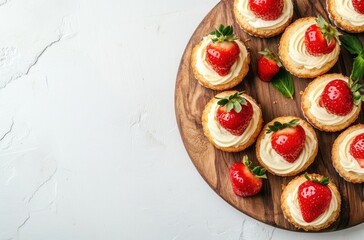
(175, 0), (364, 232)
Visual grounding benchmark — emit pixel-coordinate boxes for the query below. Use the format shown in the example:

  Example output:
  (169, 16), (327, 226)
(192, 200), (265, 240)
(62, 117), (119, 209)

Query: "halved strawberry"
(215, 92), (253, 136)
(352, 0), (364, 14)
(304, 15), (341, 56)
(349, 133), (364, 168)
(266, 119), (306, 163)
(248, 0), (284, 21)
(229, 155), (267, 197)
(257, 48), (282, 82)
(298, 173), (332, 223)
(206, 24), (240, 76)
(319, 78), (363, 116)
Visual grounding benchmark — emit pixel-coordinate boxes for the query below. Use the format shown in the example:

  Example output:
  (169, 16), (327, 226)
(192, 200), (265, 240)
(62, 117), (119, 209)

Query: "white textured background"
(0, 0), (362, 239)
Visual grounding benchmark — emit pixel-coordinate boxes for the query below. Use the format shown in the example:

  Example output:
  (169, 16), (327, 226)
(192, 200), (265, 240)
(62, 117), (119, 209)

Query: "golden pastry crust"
(191, 39), (250, 91)
(327, 0), (364, 33)
(279, 17), (340, 78)
(233, 0), (293, 38)
(332, 124), (364, 183)
(202, 91), (263, 152)
(281, 173), (341, 231)
(255, 116), (318, 177)
(301, 73), (361, 132)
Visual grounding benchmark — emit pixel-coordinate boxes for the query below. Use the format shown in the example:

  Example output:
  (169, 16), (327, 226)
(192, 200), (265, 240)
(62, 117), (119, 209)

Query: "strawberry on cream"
(308, 77), (359, 125)
(339, 128), (364, 174)
(259, 122), (317, 175)
(288, 21), (340, 70)
(195, 36), (248, 86)
(334, 0), (364, 26)
(236, 0), (293, 30)
(206, 94), (261, 148)
(286, 184), (338, 226)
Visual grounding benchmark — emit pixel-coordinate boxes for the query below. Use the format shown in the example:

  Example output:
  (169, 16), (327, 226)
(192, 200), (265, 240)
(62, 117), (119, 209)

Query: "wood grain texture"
(175, 0), (364, 232)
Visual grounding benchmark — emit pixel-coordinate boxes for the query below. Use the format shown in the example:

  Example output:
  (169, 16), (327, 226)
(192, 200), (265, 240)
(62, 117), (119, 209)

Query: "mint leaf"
(271, 69), (294, 99)
(341, 34), (363, 55)
(352, 53), (364, 81)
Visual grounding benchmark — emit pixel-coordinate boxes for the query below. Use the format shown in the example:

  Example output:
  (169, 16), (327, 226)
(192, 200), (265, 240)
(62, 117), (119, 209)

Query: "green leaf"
(271, 69), (294, 99)
(217, 99), (228, 106)
(233, 101), (242, 113)
(341, 34), (363, 55)
(226, 102), (234, 112)
(352, 54), (364, 81)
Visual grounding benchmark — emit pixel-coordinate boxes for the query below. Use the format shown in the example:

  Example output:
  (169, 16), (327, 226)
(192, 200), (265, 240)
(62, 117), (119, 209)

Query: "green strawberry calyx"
(215, 91), (247, 113)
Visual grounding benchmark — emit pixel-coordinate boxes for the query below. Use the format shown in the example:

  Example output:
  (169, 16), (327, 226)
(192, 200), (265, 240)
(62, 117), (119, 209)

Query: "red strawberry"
(352, 0), (364, 14)
(257, 49), (282, 82)
(304, 15), (341, 56)
(267, 119), (306, 163)
(248, 0), (284, 21)
(318, 79), (354, 116)
(216, 92), (253, 136)
(349, 133), (364, 168)
(206, 24), (240, 76)
(230, 155), (267, 197)
(298, 173), (332, 223)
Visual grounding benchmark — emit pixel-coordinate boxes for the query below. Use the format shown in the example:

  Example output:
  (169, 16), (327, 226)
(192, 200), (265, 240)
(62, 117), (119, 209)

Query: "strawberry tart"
(327, 0), (364, 33)
(234, 0), (293, 38)
(255, 116), (318, 177)
(332, 124), (364, 183)
(301, 73), (361, 132)
(191, 24), (250, 90)
(279, 16), (341, 78)
(281, 173), (341, 231)
(202, 91), (263, 152)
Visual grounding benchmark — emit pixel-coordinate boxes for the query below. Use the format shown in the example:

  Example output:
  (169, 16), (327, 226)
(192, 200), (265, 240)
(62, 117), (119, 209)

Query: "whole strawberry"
(319, 78), (364, 116)
(352, 0), (364, 14)
(215, 92), (253, 136)
(230, 155), (267, 197)
(298, 173), (332, 223)
(248, 0), (284, 21)
(304, 15), (341, 56)
(350, 133), (364, 168)
(267, 119), (306, 163)
(257, 49), (282, 82)
(206, 24), (240, 76)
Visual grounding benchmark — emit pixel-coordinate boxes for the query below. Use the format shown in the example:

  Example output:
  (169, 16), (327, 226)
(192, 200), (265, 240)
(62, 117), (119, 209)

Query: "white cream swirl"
(195, 36), (248, 86)
(259, 122), (316, 175)
(339, 128), (364, 174)
(288, 21), (340, 69)
(286, 184), (338, 226)
(308, 77), (358, 125)
(236, 0), (293, 30)
(335, 0), (364, 26)
(207, 95), (261, 148)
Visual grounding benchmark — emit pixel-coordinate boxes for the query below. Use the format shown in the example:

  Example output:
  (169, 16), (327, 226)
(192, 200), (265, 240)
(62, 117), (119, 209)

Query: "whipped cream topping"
(195, 36), (248, 86)
(259, 121), (316, 175)
(286, 183), (338, 226)
(339, 128), (364, 174)
(236, 0), (293, 30)
(308, 77), (358, 125)
(288, 21), (340, 70)
(207, 94), (261, 148)
(334, 0), (364, 26)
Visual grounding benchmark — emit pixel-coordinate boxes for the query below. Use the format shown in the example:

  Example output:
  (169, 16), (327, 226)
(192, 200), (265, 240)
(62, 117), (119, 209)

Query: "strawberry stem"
(242, 155), (267, 179)
(315, 15), (341, 46)
(266, 119), (299, 134)
(348, 76), (364, 106)
(258, 48), (283, 67)
(209, 24), (238, 43)
(304, 172), (330, 186)
(215, 92), (247, 113)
